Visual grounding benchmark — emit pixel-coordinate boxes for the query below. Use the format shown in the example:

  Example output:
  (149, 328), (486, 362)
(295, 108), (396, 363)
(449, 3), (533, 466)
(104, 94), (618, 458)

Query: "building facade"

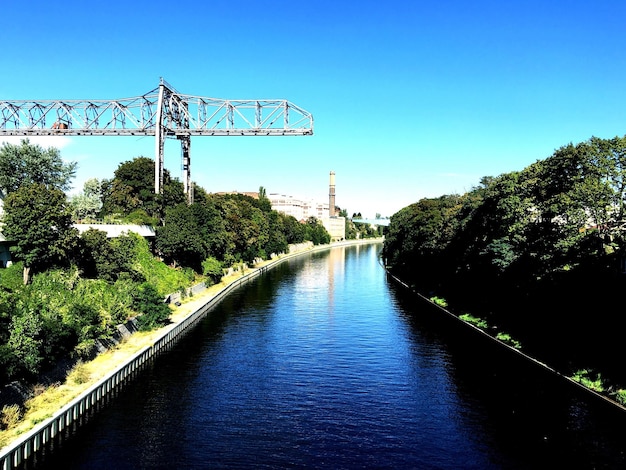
(268, 193), (330, 221)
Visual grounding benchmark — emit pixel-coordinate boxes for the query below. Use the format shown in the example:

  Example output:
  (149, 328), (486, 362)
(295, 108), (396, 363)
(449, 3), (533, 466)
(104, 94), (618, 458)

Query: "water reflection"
(388, 277), (626, 468)
(27, 243), (626, 469)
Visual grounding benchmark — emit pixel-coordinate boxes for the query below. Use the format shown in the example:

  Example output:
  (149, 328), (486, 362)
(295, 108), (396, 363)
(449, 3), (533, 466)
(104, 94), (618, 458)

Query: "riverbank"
(0, 238), (383, 462)
(384, 268), (626, 415)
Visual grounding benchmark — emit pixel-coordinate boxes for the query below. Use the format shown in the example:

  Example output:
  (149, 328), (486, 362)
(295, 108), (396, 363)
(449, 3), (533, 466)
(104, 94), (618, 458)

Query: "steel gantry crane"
(0, 79), (314, 203)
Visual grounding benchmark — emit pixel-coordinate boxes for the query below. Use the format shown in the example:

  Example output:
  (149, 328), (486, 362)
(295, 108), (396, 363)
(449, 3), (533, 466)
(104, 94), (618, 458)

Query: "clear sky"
(2, 1), (626, 218)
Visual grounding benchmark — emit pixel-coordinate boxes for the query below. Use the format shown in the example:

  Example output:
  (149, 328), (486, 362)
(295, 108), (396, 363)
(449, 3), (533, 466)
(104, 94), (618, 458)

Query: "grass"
(614, 389), (626, 406)
(495, 332), (522, 349)
(1, 405), (21, 432)
(459, 313), (489, 329)
(0, 254), (287, 451)
(571, 369), (605, 393)
(430, 296), (448, 307)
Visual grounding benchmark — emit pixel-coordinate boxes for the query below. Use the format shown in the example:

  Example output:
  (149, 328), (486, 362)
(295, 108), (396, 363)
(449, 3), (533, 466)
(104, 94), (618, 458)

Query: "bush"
(615, 389), (626, 405)
(495, 332), (522, 349)
(68, 361), (90, 385)
(202, 257), (223, 285)
(0, 262), (25, 292)
(1, 404), (21, 431)
(572, 369), (605, 392)
(133, 282), (171, 331)
(459, 313), (488, 329)
(430, 296), (448, 308)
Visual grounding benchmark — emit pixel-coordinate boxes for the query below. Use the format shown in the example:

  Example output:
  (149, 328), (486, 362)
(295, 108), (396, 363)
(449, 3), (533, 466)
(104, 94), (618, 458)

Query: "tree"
(265, 210), (288, 256)
(100, 157), (155, 216)
(281, 213), (305, 244)
(202, 257), (223, 285)
(2, 183), (79, 284)
(218, 194), (269, 263)
(304, 217), (331, 245)
(69, 178), (103, 221)
(0, 139), (76, 197)
(100, 156), (184, 219)
(258, 185), (272, 212)
(156, 203), (208, 271)
(133, 282), (171, 331)
(7, 308), (43, 377)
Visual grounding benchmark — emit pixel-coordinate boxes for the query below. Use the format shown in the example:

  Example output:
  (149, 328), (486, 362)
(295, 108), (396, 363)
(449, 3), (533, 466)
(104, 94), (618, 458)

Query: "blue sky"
(2, 1), (626, 218)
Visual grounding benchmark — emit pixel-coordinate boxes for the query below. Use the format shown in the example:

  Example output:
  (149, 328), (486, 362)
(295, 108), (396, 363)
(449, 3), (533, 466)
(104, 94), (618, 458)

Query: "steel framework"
(0, 79), (314, 202)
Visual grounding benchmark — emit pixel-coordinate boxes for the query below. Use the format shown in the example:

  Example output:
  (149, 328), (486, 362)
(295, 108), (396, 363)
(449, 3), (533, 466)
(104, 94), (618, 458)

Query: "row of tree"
(382, 135), (626, 383)
(0, 140), (333, 388)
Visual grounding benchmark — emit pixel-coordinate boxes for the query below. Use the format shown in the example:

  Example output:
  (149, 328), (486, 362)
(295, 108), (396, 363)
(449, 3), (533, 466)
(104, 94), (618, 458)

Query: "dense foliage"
(0, 143), (332, 389)
(339, 208), (385, 240)
(0, 140), (76, 197)
(0, 232), (192, 385)
(383, 135), (626, 383)
(3, 184), (79, 284)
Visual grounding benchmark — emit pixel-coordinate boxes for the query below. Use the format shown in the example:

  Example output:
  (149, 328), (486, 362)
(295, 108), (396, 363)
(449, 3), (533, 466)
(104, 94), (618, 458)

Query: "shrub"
(1, 404), (21, 431)
(572, 369), (605, 393)
(68, 361), (90, 385)
(496, 332), (522, 349)
(459, 313), (488, 329)
(202, 257), (223, 285)
(133, 282), (172, 331)
(430, 296), (448, 307)
(615, 389), (626, 405)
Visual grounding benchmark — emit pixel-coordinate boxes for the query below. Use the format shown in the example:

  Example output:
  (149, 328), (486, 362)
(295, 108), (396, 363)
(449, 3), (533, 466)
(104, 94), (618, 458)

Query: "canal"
(31, 242), (626, 468)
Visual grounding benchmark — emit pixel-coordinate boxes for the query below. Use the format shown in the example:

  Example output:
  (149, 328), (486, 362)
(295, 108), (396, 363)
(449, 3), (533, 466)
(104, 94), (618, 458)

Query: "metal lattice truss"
(0, 79), (314, 201)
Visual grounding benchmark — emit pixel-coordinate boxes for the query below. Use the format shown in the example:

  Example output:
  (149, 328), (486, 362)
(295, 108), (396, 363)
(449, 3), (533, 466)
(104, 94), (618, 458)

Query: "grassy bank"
(1, 239), (383, 451)
(0, 265), (261, 449)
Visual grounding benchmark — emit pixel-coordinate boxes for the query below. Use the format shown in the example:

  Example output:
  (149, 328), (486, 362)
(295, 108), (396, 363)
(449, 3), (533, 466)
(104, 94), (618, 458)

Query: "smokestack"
(329, 171), (336, 217)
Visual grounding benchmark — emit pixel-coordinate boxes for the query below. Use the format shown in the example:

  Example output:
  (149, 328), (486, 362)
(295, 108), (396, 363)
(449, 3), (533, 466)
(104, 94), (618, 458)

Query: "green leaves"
(384, 134), (626, 301)
(3, 183), (78, 282)
(0, 139), (76, 196)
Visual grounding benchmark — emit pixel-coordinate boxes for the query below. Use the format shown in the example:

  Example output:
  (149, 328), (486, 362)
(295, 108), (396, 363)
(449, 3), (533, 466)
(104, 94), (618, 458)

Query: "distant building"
(320, 216), (346, 241)
(268, 193), (330, 221)
(268, 171), (345, 241)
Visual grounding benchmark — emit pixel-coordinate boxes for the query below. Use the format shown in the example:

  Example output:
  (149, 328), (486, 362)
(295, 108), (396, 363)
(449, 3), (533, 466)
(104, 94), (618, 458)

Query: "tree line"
(383, 135), (626, 387)
(0, 140), (333, 389)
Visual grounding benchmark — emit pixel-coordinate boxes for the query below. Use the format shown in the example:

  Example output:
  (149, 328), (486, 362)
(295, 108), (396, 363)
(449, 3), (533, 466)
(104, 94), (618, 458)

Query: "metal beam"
(0, 79), (314, 203)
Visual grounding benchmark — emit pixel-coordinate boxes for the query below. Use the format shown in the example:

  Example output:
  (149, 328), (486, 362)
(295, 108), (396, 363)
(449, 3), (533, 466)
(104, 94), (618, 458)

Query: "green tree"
(7, 308), (43, 377)
(218, 194), (269, 263)
(202, 257), (223, 285)
(156, 203), (208, 271)
(265, 210), (288, 256)
(0, 139), (76, 197)
(133, 282), (171, 331)
(100, 156), (184, 220)
(304, 217), (331, 245)
(281, 214), (306, 244)
(69, 178), (103, 221)
(3, 183), (78, 284)
(258, 185), (272, 212)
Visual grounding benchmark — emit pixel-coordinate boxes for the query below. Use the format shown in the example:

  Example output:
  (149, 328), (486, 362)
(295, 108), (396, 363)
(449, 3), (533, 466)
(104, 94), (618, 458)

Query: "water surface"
(33, 243), (626, 469)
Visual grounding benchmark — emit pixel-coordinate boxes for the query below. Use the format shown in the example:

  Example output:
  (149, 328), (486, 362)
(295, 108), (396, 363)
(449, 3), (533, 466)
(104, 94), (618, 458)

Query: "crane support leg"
(180, 135), (192, 204)
(154, 81), (166, 195)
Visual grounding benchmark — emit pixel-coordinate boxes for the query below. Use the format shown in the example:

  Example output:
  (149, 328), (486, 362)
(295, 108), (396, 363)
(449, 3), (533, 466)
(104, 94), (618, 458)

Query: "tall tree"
(258, 185), (272, 212)
(69, 178), (103, 221)
(0, 139), (76, 197)
(2, 183), (78, 284)
(100, 156), (184, 220)
(156, 203), (208, 271)
(304, 217), (331, 245)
